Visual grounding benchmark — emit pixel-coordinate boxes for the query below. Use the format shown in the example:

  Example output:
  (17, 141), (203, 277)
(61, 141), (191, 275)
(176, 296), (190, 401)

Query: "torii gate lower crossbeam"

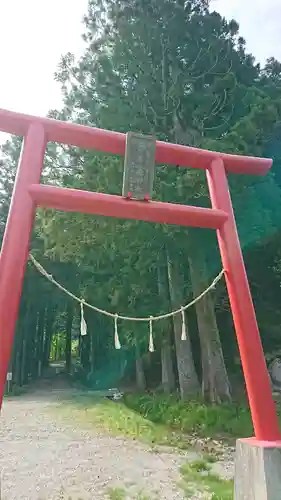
(0, 108), (279, 444)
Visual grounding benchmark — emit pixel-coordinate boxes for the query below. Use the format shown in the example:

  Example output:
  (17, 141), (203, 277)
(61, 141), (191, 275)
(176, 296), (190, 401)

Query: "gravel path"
(1, 389), (189, 500)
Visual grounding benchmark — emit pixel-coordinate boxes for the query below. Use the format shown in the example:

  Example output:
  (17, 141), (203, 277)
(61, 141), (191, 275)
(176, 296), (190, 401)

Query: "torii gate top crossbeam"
(0, 108), (271, 176)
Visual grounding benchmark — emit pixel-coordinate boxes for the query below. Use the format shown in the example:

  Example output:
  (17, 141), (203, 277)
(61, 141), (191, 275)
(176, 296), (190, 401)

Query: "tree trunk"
(80, 334), (90, 371)
(167, 252), (199, 399)
(87, 312), (96, 372)
(12, 299), (28, 386)
(90, 329), (95, 372)
(13, 328), (22, 386)
(21, 338), (27, 386)
(135, 341), (146, 391)
(20, 303), (30, 385)
(27, 307), (38, 382)
(31, 308), (41, 379)
(43, 305), (57, 369)
(157, 262), (175, 393)
(188, 248), (231, 402)
(65, 301), (73, 374)
(161, 342), (175, 393)
(21, 302), (36, 384)
(36, 306), (46, 378)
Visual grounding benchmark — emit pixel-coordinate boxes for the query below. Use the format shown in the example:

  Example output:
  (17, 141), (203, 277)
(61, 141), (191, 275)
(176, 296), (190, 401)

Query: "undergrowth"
(56, 394), (181, 447)
(4, 384), (28, 397)
(124, 393), (253, 439)
(180, 459), (233, 499)
(107, 487), (127, 499)
(53, 393), (240, 498)
(107, 488), (153, 499)
(56, 391), (256, 451)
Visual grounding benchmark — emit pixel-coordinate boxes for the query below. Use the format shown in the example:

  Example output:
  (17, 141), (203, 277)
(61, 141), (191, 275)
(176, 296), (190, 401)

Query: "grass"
(124, 393), (254, 440)
(56, 391), (255, 451)
(106, 487), (156, 499)
(180, 459), (233, 499)
(56, 394), (186, 448)
(4, 384), (28, 397)
(52, 393), (240, 499)
(136, 493), (153, 500)
(203, 453), (218, 464)
(107, 487), (127, 499)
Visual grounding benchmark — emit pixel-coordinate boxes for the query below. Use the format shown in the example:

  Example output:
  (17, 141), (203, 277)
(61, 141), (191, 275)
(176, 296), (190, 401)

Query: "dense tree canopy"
(2, 0), (281, 402)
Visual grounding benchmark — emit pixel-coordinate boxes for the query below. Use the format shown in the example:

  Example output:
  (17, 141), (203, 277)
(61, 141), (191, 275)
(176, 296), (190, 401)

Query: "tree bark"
(43, 304), (57, 369)
(135, 341), (146, 391)
(188, 247), (231, 402)
(13, 326), (22, 386)
(161, 342), (175, 393)
(12, 299), (28, 386)
(31, 307), (41, 379)
(20, 304), (30, 385)
(87, 312), (96, 373)
(157, 262), (175, 393)
(167, 252), (199, 399)
(65, 301), (73, 374)
(80, 334), (90, 371)
(21, 302), (34, 384)
(36, 306), (46, 378)
(27, 307), (38, 382)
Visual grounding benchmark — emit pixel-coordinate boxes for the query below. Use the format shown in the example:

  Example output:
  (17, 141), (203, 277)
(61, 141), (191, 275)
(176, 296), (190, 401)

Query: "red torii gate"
(0, 108), (279, 443)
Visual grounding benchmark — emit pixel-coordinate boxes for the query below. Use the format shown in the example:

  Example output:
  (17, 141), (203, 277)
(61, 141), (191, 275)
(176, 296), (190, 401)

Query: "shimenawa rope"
(29, 253), (225, 350)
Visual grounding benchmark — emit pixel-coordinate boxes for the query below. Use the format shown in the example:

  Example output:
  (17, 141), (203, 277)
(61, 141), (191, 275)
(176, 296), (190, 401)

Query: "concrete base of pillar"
(234, 438), (281, 499)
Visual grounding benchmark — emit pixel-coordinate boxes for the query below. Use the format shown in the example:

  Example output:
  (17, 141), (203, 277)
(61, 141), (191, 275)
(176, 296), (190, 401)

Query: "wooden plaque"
(122, 132), (156, 200)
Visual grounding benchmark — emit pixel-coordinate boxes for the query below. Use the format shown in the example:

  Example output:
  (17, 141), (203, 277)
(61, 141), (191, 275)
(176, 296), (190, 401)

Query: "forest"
(2, 0), (281, 406)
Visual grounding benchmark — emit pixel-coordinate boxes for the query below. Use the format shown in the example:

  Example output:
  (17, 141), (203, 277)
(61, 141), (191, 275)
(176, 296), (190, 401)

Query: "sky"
(213, 0), (281, 63)
(0, 0), (88, 142)
(0, 0), (280, 142)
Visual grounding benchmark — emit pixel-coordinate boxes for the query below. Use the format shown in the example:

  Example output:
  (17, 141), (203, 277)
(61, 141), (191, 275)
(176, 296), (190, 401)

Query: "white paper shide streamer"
(80, 300), (88, 336)
(149, 316), (155, 352)
(181, 307), (187, 340)
(114, 314), (121, 349)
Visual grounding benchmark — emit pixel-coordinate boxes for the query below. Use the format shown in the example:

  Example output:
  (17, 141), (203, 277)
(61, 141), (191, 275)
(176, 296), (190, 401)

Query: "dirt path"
(1, 389), (190, 500)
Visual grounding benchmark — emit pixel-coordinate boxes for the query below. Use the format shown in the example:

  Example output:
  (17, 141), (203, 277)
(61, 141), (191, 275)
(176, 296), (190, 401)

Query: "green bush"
(124, 393), (253, 438)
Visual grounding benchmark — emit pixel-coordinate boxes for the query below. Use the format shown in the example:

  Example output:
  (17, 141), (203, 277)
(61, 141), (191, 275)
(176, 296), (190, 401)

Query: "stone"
(234, 438), (281, 499)
(269, 357), (281, 388)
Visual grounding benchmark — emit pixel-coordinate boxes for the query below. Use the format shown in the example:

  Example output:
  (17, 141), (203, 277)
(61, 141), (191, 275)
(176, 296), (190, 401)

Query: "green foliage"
(107, 487), (127, 500)
(44, 0), (281, 300)
(124, 394), (253, 438)
(56, 391), (256, 445)
(54, 395), (239, 498)
(135, 493), (152, 500)
(50, 333), (66, 361)
(3, 0), (281, 404)
(3, 5), (281, 498)
(31, 0), (281, 399)
(189, 459), (211, 472)
(5, 384), (28, 397)
(55, 394), (182, 447)
(181, 460), (233, 499)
